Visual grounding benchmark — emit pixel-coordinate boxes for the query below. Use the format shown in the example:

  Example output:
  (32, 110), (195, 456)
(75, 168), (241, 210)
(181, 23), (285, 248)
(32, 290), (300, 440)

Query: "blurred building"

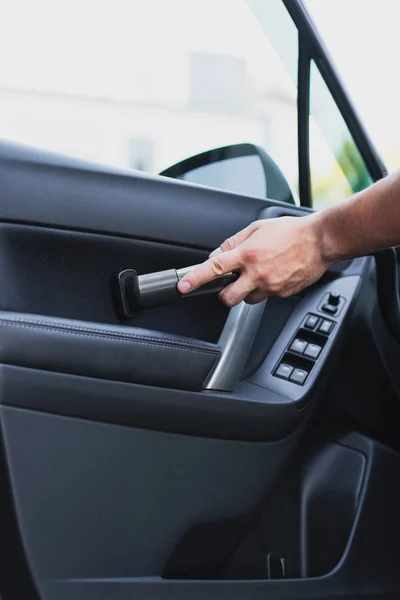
(0, 49), (297, 186)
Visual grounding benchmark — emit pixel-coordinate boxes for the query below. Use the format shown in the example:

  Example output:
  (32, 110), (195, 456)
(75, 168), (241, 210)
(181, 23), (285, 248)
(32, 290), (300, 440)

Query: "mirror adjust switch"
(290, 369), (308, 385)
(275, 364), (293, 380)
(328, 292), (340, 306)
(319, 292), (346, 316)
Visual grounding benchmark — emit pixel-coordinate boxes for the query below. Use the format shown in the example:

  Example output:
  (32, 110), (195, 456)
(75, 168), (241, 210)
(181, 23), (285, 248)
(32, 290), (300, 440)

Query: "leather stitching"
(0, 319), (220, 357)
(0, 316), (214, 351)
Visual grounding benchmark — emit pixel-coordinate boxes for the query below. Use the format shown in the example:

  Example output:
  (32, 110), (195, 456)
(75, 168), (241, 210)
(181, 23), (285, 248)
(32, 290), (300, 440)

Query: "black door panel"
(40, 432), (400, 600)
(0, 222), (228, 340)
(0, 365), (302, 441)
(0, 406), (299, 583)
(1, 140), (399, 600)
(0, 141), (265, 249)
(0, 312), (220, 391)
(0, 142), (311, 599)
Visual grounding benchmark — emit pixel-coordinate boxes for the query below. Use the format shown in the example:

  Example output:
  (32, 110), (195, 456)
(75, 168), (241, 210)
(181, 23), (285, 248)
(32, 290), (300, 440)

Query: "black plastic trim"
(36, 432), (400, 599)
(0, 420), (41, 600)
(297, 39), (312, 207)
(0, 365), (302, 442)
(374, 248), (400, 344)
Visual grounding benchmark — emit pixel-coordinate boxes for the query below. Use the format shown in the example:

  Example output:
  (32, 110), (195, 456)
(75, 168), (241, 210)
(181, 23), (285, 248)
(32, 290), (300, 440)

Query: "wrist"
(306, 210), (345, 266)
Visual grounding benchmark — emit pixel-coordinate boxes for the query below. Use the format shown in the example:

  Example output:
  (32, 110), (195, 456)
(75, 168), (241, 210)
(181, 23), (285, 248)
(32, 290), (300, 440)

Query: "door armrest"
(0, 312), (220, 391)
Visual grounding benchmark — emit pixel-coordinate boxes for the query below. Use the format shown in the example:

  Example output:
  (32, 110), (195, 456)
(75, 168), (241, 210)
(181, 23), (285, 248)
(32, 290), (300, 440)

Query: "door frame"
(283, 0), (387, 207)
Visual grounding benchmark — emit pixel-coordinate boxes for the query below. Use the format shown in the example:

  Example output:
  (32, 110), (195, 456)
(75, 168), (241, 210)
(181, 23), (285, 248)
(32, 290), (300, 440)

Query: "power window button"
(304, 344), (322, 359)
(290, 369), (308, 385)
(275, 363), (293, 380)
(290, 339), (307, 354)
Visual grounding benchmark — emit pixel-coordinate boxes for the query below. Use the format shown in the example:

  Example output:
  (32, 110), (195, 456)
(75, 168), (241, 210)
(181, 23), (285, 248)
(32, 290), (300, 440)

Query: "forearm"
(313, 170), (400, 263)
(178, 169), (400, 305)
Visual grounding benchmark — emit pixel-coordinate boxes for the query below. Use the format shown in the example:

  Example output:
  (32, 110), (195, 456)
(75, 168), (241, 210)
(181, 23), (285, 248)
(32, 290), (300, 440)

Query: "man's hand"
(177, 215), (332, 307)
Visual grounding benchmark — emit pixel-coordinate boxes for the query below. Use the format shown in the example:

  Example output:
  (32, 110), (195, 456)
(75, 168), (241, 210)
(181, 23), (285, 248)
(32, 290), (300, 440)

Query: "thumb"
(209, 221), (259, 257)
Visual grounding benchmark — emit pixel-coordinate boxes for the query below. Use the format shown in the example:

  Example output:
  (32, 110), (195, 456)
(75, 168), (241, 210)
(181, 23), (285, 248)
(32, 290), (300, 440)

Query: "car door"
(1, 2), (400, 600)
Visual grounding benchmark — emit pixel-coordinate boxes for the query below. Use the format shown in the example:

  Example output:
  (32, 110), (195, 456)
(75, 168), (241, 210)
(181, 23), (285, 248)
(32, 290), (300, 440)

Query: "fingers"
(209, 222), (259, 257)
(245, 289), (267, 305)
(177, 249), (242, 293)
(218, 274), (254, 307)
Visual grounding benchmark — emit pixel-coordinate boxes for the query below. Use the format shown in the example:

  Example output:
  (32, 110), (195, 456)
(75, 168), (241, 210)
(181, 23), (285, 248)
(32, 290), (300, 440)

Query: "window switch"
(304, 314), (319, 330)
(289, 339), (307, 354)
(275, 363), (293, 380)
(290, 368), (308, 385)
(318, 319), (334, 335)
(304, 343), (322, 359)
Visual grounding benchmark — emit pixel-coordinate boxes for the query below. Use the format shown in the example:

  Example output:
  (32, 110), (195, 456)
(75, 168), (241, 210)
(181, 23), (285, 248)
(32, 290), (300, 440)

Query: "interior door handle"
(115, 265), (266, 392)
(116, 265), (239, 319)
(204, 300), (266, 391)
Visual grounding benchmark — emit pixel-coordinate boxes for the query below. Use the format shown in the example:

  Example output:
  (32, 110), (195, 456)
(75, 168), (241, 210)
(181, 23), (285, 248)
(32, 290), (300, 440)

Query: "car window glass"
(309, 61), (372, 209)
(305, 0), (398, 174)
(0, 0), (299, 198)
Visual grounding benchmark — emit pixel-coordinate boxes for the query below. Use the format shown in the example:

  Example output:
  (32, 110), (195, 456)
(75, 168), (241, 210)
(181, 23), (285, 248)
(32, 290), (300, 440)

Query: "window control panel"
(273, 313), (336, 386)
(249, 274), (359, 407)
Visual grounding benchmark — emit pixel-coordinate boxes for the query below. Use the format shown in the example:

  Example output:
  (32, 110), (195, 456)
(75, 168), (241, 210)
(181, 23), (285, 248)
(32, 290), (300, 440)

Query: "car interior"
(1, 1), (400, 600)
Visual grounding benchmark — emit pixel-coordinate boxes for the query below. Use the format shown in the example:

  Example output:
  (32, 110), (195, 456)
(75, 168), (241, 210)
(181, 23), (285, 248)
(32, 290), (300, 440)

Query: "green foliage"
(311, 137), (372, 209)
(335, 138), (373, 193)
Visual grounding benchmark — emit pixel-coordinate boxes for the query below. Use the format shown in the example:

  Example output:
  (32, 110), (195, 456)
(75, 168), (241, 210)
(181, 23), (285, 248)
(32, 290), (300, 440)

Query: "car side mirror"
(159, 142), (295, 204)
